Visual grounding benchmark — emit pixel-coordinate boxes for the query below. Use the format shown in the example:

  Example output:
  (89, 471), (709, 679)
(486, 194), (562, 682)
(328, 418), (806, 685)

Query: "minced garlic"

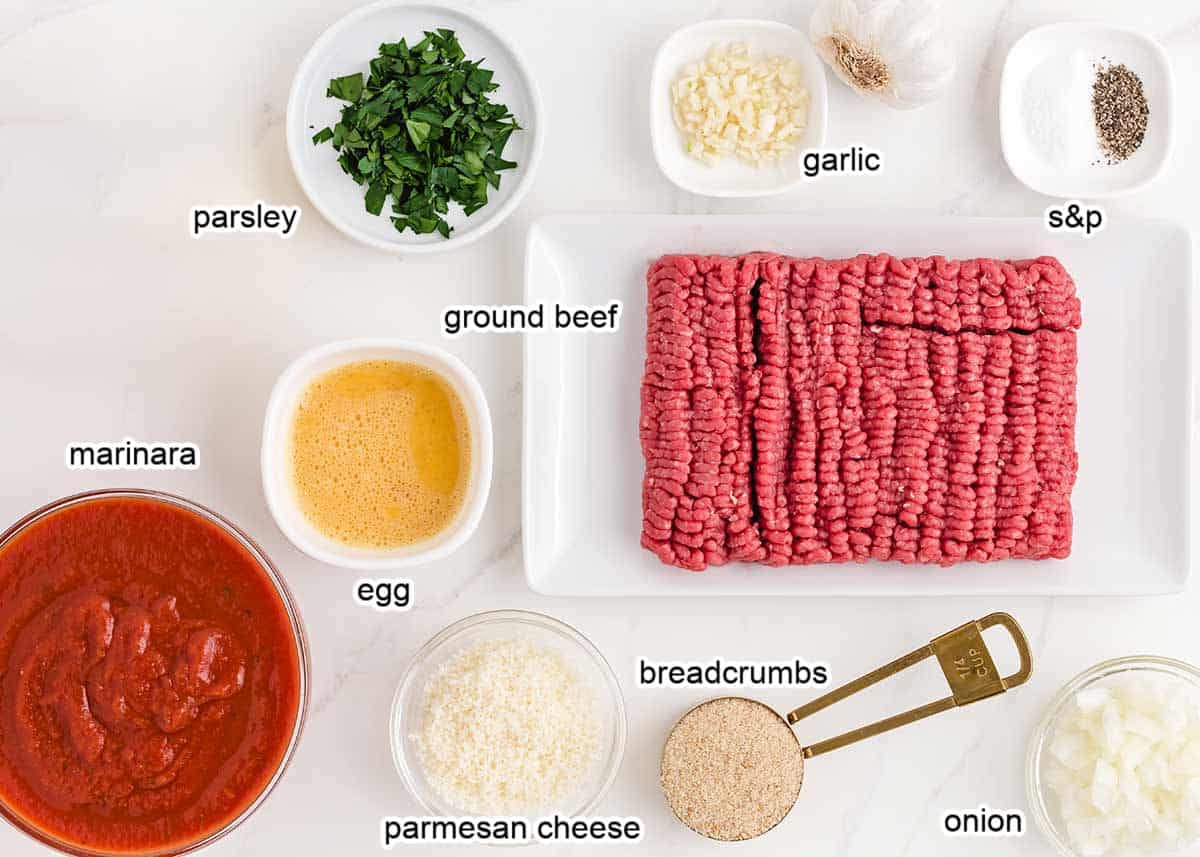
(412, 637), (602, 815)
(671, 42), (810, 167)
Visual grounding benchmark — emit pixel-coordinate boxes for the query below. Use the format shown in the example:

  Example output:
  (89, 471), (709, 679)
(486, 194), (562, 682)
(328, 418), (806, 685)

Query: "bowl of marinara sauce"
(0, 490), (309, 856)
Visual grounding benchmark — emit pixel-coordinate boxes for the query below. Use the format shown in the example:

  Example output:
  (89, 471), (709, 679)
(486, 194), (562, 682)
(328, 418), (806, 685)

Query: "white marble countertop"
(1, 1), (1198, 855)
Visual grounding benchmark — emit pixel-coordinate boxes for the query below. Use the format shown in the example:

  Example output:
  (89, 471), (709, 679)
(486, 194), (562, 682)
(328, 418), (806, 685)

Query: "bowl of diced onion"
(1027, 656), (1200, 857)
(649, 19), (828, 198)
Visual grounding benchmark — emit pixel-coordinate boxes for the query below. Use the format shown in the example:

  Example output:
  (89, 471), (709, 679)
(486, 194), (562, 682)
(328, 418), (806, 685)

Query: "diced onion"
(670, 42), (810, 167)
(1043, 675), (1200, 856)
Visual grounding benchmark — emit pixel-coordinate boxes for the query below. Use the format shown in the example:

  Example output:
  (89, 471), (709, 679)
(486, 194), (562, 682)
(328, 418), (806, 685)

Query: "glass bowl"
(391, 610), (626, 829)
(1027, 655), (1200, 857)
(0, 489), (311, 857)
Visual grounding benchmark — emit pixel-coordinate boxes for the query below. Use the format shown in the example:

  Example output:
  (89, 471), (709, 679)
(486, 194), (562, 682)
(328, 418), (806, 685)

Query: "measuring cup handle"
(978, 612), (1033, 689)
(787, 612), (1034, 760)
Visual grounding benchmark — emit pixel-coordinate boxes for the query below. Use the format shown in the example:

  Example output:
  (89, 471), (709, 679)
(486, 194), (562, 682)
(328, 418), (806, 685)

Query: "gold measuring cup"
(661, 612), (1033, 842)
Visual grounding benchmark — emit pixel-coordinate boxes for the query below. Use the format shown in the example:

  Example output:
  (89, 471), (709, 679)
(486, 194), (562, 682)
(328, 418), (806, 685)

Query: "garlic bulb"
(809, 0), (955, 109)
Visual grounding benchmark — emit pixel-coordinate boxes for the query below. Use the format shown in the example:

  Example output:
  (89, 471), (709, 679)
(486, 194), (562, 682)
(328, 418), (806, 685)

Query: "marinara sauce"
(0, 493), (305, 854)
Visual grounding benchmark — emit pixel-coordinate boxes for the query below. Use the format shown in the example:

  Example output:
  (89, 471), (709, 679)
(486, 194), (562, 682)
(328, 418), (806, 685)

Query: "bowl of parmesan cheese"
(390, 610), (626, 836)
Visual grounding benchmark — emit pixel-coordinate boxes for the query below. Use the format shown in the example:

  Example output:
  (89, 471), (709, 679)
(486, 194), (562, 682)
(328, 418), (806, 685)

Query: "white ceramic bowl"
(391, 610), (627, 825)
(261, 339), (493, 569)
(286, 0), (544, 253)
(1000, 23), (1173, 198)
(650, 19), (828, 198)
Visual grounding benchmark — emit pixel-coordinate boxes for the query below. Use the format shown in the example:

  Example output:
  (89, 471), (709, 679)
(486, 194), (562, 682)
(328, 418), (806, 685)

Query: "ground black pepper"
(1092, 60), (1149, 165)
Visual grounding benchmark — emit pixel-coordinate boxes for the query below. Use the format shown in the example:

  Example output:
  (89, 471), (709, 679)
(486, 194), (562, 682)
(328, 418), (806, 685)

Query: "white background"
(1, 1), (1198, 856)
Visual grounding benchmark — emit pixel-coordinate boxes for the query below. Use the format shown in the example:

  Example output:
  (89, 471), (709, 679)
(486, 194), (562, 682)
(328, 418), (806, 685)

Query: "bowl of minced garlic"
(261, 338), (493, 568)
(391, 610), (627, 824)
(650, 19), (828, 197)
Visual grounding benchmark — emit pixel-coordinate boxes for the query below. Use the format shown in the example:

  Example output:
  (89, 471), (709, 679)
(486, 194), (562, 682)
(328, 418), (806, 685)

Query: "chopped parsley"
(312, 29), (520, 239)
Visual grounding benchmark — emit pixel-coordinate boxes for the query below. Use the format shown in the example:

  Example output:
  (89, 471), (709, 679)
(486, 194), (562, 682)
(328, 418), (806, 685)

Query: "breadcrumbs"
(661, 697), (805, 840)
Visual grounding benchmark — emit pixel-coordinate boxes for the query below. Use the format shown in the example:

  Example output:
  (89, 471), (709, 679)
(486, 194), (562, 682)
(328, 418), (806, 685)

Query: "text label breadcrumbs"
(639, 657), (829, 687)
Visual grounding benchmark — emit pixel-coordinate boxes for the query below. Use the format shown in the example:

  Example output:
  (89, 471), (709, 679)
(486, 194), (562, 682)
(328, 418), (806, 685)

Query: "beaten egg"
(289, 360), (471, 549)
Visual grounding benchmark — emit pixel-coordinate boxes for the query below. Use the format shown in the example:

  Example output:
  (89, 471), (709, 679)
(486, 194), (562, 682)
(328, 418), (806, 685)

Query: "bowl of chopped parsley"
(287, 1), (543, 253)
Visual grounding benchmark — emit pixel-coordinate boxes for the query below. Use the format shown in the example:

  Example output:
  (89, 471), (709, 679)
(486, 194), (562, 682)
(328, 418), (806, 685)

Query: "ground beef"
(727, 256), (767, 562)
(754, 254), (793, 565)
(640, 253), (1081, 571)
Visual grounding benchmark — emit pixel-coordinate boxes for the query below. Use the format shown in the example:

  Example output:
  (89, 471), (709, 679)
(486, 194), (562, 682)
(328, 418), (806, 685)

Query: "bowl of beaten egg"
(261, 339), (492, 569)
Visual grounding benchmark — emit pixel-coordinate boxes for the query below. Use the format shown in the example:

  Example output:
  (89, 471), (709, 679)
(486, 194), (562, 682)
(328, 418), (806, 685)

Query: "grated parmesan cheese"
(671, 42), (810, 167)
(412, 637), (602, 815)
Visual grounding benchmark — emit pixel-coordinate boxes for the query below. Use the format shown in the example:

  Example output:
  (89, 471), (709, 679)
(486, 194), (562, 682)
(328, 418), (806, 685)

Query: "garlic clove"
(887, 48), (955, 104)
(878, 0), (941, 57)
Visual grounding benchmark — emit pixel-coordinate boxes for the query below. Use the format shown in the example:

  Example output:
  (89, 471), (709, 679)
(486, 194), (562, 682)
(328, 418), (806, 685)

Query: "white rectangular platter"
(523, 214), (1192, 596)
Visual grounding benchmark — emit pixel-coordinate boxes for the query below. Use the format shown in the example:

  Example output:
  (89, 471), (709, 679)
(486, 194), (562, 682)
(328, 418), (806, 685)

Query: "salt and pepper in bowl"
(1000, 22), (1173, 198)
